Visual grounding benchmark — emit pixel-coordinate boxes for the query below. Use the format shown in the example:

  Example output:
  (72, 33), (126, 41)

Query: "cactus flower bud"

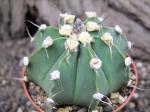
(93, 92), (104, 101)
(86, 21), (100, 31)
(114, 25), (122, 34)
(50, 70), (60, 80)
(42, 36), (54, 48)
(65, 35), (79, 52)
(39, 24), (47, 31)
(85, 11), (97, 18)
(22, 56), (29, 66)
(101, 33), (113, 46)
(64, 14), (75, 24)
(90, 58), (102, 70)
(59, 25), (73, 36)
(125, 57), (132, 66)
(78, 31), (93, 46)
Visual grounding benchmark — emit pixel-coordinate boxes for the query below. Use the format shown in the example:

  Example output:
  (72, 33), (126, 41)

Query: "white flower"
(101, 33), (113, 46)
(39, 24), (47, 31)
(59, 25), (73, 36)
(90, 58), (102, 70)
(86, 21), (100, 31)
(46, 98), (55, 104)
(114, 25), (122, 34)
(64, 14), (75, 24)
(125, 57), (132, 66)
(22, 56), (29, 66)
(65, 35), (79, 52)
(78, 31), (93, 46)
(50, 70), (60, 80)
(42, 36), (54, 48)
(93, 92), (104, 101)
(85, 11), (97, 18)
(128, 41), (132, 49)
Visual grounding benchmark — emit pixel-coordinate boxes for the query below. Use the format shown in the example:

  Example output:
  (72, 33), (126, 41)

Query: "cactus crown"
(26, 12), (131, 109)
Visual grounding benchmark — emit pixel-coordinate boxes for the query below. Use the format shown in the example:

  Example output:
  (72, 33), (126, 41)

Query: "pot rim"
(21, 63), (138, 112)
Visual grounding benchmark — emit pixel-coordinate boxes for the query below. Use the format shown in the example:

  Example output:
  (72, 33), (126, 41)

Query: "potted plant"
(21, 12), (138, 112)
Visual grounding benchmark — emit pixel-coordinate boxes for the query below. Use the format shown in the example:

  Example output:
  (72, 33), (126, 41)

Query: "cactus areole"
(23, 12), (138, 111)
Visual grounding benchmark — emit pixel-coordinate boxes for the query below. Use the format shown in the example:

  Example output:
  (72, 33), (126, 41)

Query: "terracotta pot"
(21, 63), (138, 112)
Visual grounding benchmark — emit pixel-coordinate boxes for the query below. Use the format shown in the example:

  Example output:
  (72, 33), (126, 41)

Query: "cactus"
(25, 12), (131, 109)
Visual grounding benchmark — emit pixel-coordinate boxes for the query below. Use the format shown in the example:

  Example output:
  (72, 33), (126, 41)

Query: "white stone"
(125, 57), (132, 66)
(90, 58), (102, 70)
(118, 95), (125, 104)
(128, 41), (132, 49)
(17, 108), (23, 112)
(111, 92), (119, 99)
(127, 80), (133, 86)
(85, 11), (97, 18)
(114, 25), (122, 34)
(22, 56), (29, 66)
(42, 36), (53, 48)
(86, 21), (100, 31)
(98, 17), (104, 22)
(65, 35), (79, 52)
(50, 70), (60, 80)
(101, 33), (113, 46)
(92, 110), (98, 112)
(46, 98), (55, 104)
(136, 62), (143, 68)
(23, 76), (28, 82)
(59, 25), (73, 36)
(39, 24), (47, 31)
(93, 92), (104, 101)
(78, 31), (93, 46)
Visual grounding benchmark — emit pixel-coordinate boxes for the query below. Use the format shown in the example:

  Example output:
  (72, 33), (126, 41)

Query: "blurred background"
(0, 0), (150, 112)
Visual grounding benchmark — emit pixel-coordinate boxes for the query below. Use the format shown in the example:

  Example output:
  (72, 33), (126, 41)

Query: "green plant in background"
(23, 11), (132, 110)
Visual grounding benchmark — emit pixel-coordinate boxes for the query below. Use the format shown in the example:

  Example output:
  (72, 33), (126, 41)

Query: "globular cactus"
(25, 12), (132, 109)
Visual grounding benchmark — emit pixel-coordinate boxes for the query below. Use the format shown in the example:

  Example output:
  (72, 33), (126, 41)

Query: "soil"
(27, 76), (133, 112)
(0, 38), (150, 112)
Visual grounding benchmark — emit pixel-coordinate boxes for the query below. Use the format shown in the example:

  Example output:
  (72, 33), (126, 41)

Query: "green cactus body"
(26, 12), (130, 108)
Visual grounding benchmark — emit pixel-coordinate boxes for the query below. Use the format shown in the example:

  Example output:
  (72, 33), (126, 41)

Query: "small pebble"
(136, 62), (143, 68)
(129, 102), (136, 109)
(77, 108), (87, 112)
(17, 108), (23, 112)
(133, 93), (139, 99)
(57, 108), (70, 112)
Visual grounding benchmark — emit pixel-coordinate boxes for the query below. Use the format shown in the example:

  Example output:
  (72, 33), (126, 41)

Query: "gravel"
(0, 39), (150, 112)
